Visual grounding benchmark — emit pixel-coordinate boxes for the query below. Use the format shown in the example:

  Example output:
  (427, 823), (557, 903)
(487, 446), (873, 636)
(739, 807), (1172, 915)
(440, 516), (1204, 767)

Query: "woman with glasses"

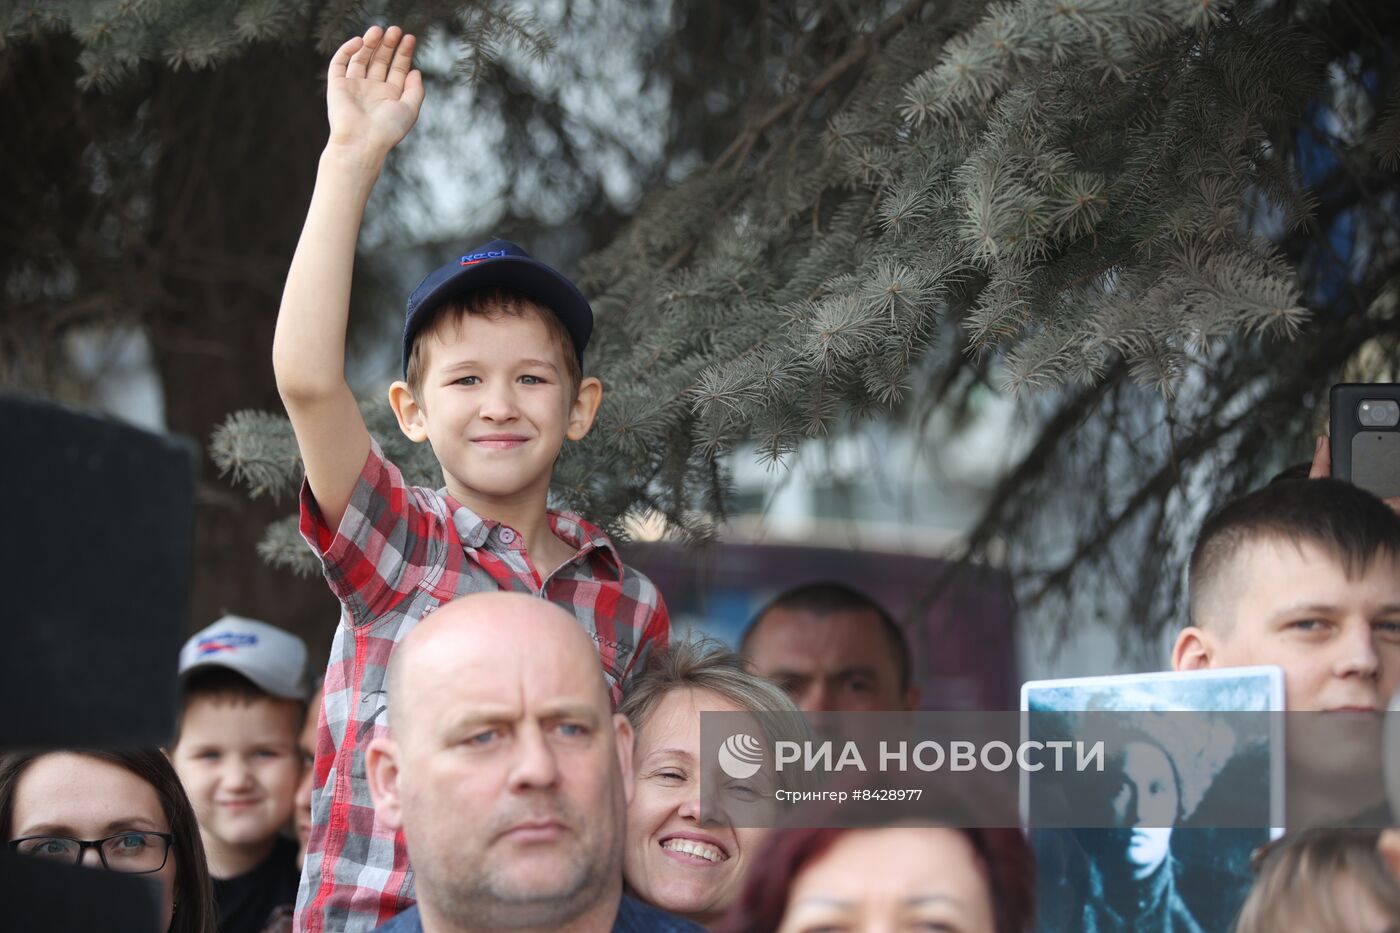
(1, 748), (217, 933)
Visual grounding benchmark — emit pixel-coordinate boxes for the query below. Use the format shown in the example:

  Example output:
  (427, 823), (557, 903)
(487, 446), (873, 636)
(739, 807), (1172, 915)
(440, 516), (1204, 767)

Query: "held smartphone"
(1330, 383), (1400, 500)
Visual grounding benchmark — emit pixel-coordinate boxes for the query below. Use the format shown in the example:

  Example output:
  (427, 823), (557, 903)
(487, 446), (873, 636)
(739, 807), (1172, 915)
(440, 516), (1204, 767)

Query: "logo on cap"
(460, 250), (508, 266)
(196, 633), (258, 656)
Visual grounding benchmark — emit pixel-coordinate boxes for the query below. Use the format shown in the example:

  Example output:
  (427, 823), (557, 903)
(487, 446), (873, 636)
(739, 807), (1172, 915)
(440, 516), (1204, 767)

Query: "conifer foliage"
(569, 0), (1321, 544)
(2, 0), (554, 90)
(11, 0), (1400, 640)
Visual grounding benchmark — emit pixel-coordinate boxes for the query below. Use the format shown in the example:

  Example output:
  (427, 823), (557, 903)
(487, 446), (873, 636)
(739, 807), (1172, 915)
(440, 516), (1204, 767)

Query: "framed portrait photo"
(1021, 667), (1284, 933)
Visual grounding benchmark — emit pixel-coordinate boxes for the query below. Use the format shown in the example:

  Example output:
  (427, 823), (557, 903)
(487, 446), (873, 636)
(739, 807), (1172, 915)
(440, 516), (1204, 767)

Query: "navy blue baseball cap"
(401, 238), (593, 377)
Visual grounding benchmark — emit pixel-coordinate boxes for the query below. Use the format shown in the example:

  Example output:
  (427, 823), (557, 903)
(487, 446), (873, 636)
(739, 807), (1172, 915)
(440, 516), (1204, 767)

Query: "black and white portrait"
(1023, 667), (1283, 933)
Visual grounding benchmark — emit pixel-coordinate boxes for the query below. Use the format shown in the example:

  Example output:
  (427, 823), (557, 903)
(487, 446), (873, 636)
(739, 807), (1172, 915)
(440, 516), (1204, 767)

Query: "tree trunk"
(146, 45), (340, 656)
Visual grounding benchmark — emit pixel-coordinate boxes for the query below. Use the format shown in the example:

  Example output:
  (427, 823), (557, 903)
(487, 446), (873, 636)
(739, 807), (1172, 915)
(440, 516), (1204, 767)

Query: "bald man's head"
(385, 591), (608, 737)
(366, 592), (634, 930)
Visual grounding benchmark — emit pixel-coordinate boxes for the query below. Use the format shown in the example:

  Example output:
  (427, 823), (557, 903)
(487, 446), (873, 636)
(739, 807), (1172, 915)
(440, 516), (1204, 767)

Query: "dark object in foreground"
(0, 849), (162, 933)
(0, 393), (196, 748)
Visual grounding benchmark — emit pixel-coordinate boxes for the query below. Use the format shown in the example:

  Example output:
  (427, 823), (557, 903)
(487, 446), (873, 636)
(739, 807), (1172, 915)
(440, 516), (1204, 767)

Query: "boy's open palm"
(327, 25), (425, 155)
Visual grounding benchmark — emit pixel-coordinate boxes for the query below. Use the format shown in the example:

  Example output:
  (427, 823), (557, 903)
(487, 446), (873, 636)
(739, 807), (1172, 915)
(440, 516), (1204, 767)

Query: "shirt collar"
(549, 509), (625, 581)
(445, 497), (624, 579)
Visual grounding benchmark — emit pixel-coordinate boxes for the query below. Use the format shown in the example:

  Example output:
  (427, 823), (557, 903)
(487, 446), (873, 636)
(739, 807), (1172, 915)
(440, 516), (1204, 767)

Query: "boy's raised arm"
(273, 25), (424, 532)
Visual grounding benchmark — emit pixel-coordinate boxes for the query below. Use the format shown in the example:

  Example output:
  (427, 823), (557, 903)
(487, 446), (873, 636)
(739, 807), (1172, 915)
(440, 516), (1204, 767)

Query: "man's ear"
(1172, 626), (1215, 671)
(902, 686), (922, 712)
(613, 713), (636, 804)
(365, 737), (405, 831)
(566, 376), (604, 442)
(388, 381), (429, 443)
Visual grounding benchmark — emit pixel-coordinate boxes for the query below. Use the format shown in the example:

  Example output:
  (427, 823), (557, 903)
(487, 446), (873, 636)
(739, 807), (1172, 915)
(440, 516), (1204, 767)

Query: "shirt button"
(500, 529), (515, 544)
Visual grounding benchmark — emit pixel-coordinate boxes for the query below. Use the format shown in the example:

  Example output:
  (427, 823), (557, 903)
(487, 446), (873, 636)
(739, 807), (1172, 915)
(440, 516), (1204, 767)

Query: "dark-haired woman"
(1, 748), (218, 933)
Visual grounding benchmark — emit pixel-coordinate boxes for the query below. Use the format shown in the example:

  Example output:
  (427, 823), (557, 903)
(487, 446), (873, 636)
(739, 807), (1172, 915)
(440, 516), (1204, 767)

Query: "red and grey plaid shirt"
(292, 440), (669, 933)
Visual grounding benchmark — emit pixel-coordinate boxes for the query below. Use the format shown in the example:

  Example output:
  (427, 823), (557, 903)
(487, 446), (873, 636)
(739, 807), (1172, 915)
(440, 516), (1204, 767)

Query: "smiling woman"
(619, 640), (806, 929)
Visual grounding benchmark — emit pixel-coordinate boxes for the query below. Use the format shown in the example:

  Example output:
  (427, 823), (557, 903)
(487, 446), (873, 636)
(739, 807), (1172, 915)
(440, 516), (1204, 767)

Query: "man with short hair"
(1173, 478), (1400, 712)
(1173, 478), (1400, 825)
(364, 592), (699, 933)
(740, 582), (919, 712)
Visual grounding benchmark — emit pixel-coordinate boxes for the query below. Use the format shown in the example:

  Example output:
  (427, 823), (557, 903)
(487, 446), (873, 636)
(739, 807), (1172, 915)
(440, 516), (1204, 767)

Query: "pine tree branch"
(659, 0), (935, 277)
(1023, 309), (1386, 605)
(714, 0), (932, 172)
(896, 358), (1132, 625)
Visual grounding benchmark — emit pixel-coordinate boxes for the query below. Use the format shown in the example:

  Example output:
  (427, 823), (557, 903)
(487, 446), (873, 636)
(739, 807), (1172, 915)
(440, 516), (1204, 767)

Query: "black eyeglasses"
(8, 831), (174, 874)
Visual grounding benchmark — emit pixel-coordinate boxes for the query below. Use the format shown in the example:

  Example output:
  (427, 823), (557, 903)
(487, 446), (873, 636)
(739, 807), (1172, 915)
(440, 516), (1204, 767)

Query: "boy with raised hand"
(170, 616), (309, 933)
(273, 24), (670, 933)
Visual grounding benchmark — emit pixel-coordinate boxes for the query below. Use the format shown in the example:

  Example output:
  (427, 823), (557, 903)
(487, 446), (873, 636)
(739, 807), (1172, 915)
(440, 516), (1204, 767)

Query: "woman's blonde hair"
(620, 637), (813, 794)
(621, 638), (795, 727)
(1236, 828), (1400, 933)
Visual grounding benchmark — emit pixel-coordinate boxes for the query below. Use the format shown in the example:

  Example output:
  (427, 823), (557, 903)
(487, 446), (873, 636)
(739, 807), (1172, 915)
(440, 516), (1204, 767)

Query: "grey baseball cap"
(178, 615), (309, 701)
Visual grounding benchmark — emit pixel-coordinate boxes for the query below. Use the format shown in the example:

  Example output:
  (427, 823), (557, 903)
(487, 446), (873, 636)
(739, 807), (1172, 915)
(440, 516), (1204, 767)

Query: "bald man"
(365, 593), (701, 933)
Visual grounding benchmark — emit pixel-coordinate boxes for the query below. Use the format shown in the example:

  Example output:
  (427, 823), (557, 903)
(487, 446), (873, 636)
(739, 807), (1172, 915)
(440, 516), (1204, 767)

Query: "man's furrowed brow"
(442, 706), (518, 731)
(539, 701), (602, 724)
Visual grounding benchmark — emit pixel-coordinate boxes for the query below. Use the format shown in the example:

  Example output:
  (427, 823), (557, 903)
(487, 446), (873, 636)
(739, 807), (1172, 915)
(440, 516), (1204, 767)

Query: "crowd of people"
(10, 21), (1400, 933)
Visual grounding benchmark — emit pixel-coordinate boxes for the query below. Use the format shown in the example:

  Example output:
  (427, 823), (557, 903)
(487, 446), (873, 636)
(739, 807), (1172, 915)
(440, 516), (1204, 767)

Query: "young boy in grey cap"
(271, 24), (670, 933)
(169, 615), (309, 933)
